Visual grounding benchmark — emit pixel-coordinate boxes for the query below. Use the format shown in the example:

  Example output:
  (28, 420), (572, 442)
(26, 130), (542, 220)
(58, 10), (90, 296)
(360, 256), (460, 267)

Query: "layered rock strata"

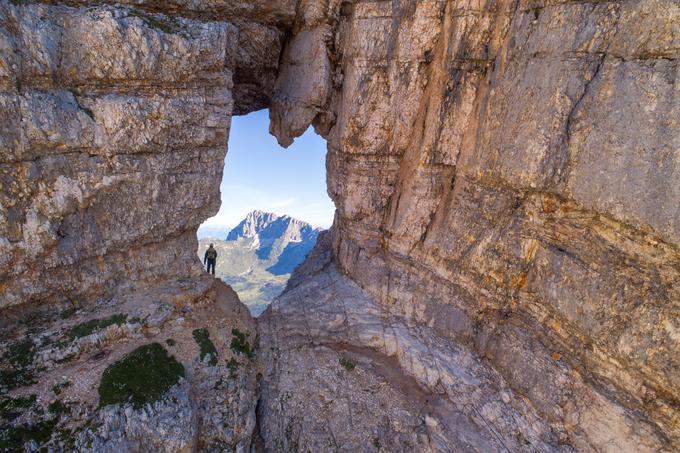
(268, 1), (680, 450)
(0, 0), (290, 308)
(1, 0), (679, 451)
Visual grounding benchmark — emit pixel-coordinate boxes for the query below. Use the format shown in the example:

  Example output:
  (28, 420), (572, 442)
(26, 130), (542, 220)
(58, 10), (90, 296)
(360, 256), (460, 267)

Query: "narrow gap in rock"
(197, 109), (334, 316)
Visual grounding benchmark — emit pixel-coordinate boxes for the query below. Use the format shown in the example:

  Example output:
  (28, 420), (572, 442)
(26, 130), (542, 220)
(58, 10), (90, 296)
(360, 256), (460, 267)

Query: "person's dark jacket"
(204, 247), (217, 264)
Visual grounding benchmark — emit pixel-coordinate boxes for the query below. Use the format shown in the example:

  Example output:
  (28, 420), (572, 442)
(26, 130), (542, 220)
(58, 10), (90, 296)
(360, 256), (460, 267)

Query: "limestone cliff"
(269, 0), (680, 450)
(0, 0), (290, 308)
(1, 0), (679, 452)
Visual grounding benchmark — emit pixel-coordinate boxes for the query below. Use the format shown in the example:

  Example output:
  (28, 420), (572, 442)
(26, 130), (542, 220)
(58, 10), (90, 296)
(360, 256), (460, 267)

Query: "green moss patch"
(128, 9), (179, 34)
(0, 394), (61, 451)
(0, 339), (37, 392)
(60, 307), (78, 320)
(98, 343), (184, 408)
(0, 418), (58, 450)
(226, 358), (240, 379)
(339, 357), (356, 371)
(65, 314), (127, 341)
(47, 400), (69, 417)
(52, 381), (71, 396)
(230, 328), (254, 359)
(192, 328), (218, 366)
(0, 394), (36, 421)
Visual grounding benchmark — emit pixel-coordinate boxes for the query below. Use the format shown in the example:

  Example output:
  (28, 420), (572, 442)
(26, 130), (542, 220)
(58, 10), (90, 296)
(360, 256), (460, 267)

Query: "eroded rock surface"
(0, 0), (290, 308)
(1, 0), (679, 451)
(1, 277), (258, 451)
(268, 1), (680, 451)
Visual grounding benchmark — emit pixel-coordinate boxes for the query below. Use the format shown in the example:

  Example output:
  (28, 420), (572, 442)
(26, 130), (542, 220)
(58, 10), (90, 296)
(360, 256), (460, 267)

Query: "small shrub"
(0, 419), (58, 450)
(230, 328), (254, 359)
(48, 400), (69, 417)
(52, 381), (71, 396)
(98, 343), (184, 408)
(166, 338), (176, 347)
(128, 9), (178, 33)
(60, 307), (78, 320)
(0, 394), (36, 421)
(192, 328), (218, 366)
(339, 357), (356, 371)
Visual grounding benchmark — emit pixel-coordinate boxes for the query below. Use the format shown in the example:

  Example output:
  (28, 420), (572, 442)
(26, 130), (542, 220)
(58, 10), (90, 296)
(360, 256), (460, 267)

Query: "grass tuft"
(60, 307), (78, 320)
(0, 394), (36, 421)
(65, 314), (127, 341)
(339, 357), (356, 371)
(226, 358), (240, 379)
(128, 9), (179, 34)
(0, 339), (37, 392)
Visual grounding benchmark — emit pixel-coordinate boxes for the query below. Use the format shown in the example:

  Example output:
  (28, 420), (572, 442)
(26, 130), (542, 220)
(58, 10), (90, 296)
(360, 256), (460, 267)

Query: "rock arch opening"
(197, 109), (334, 315)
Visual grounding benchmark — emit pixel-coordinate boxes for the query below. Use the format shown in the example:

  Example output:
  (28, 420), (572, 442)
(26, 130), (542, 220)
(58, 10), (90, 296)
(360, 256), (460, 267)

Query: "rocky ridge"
(1, 0), (679, 451)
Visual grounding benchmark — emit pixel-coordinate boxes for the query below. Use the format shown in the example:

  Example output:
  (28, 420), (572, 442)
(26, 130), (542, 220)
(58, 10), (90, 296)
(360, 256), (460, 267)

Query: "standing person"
(204, 243), (218, 276)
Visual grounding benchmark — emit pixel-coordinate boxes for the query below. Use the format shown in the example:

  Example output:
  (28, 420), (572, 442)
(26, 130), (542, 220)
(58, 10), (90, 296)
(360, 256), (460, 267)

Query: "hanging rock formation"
(1, 0), (679, 451)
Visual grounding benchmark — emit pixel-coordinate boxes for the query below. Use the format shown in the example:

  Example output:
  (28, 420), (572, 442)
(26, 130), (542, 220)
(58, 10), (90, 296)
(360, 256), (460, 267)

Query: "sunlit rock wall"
(271, 0), (680, 450)
(0, 0), (292, 308)
(1, 0), (679, 450)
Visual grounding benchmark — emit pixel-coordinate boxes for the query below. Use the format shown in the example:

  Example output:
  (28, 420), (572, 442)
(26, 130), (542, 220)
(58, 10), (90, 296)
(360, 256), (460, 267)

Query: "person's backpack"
(207, 249), (217, 260)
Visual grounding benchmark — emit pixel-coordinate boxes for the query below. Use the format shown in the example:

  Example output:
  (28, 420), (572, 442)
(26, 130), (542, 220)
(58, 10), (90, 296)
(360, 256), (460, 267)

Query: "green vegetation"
(52, 381), (71, 396)
(0, 394), (36, 421)
(65, 313), (127, 341)
(192, 328), (218, 366)
(373, 437), (381, 449)
(48, 400), (69, 417)
(0, 339), (37, 392)
(226, 358), (240, 379)
(98, 343), (184, 408)
(60, 307), (78, 319)
(230, 328), (255, 359)
(0, 394), (61, 451)
(55, 353), (77, 364)
(339, 357), (356, 371)
(0, 418), (58, 450)
(128, 9), (179, 34)
(166, 338), (176, 347)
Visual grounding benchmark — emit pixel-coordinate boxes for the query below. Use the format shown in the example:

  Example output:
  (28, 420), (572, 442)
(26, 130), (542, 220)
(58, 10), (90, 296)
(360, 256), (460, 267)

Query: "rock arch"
(1, 0), (679, 451)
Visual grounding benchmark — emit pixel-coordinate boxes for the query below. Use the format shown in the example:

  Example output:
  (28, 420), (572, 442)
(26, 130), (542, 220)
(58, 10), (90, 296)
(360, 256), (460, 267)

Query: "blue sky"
(198, 109), (335, 237)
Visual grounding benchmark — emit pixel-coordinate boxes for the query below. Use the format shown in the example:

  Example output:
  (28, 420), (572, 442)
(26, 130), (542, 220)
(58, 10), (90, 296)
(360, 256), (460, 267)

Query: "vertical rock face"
(0, 1), (292, 308)
(1, 0), (679, 451)
(269, 0), (680, 450)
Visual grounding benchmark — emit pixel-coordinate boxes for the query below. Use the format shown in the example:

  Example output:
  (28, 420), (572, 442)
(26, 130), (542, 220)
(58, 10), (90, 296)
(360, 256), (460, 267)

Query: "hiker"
(204, 244), (218, 276)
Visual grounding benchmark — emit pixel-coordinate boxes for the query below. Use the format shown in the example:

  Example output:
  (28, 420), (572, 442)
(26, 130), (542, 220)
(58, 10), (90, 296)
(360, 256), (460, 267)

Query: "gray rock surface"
(1, 0), (679, 451)
(270, 1), (680, 450)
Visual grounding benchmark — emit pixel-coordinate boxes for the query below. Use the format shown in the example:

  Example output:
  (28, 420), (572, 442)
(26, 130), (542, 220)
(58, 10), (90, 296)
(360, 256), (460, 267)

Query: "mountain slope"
(198, 211), (321, 315)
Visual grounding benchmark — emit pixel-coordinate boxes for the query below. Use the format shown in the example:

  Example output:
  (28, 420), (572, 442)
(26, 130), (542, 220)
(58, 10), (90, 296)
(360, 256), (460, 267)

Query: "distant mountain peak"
(227, 210), (315, 242)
